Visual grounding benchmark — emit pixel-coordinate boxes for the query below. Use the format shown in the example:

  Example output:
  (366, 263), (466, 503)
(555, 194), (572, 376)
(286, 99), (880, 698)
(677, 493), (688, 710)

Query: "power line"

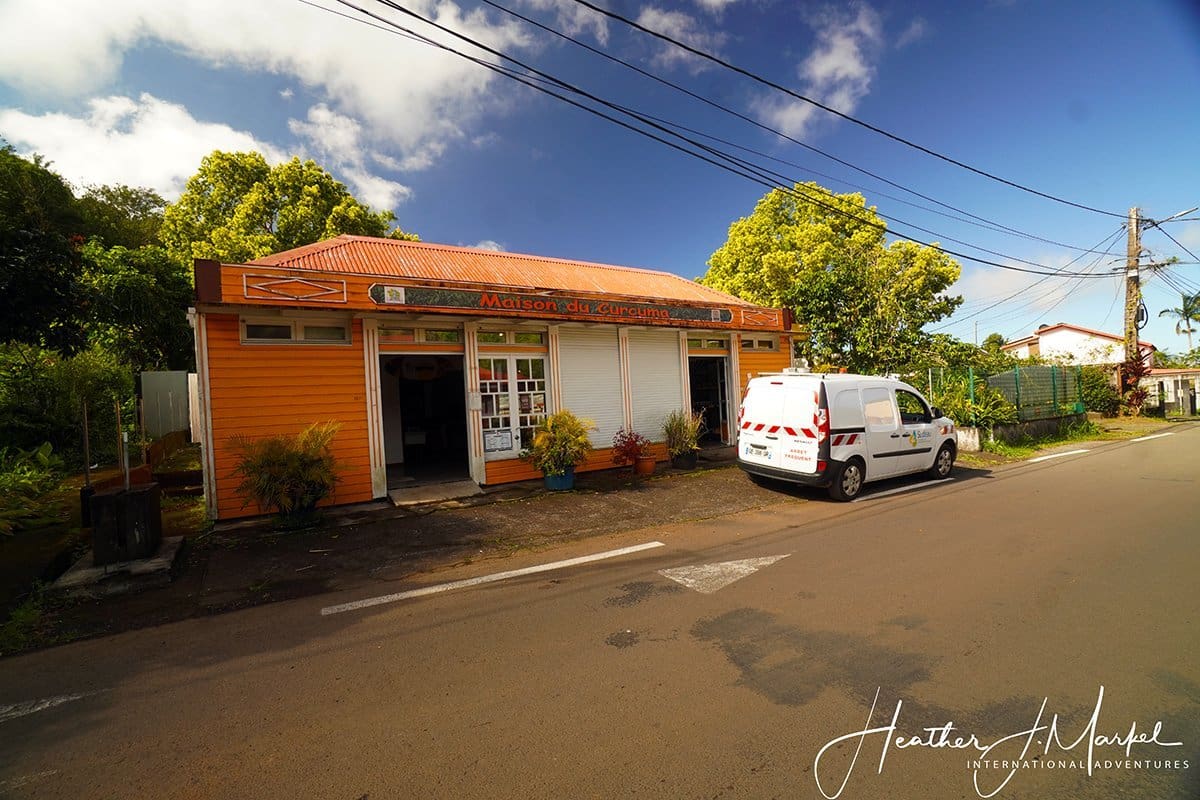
(331, 0), (1122, 278)
(566, 0), (1126, 219)
(932, 226), (1127, 333)
(1150, 222), (1200, 265)
(477, 0), (1102, 254)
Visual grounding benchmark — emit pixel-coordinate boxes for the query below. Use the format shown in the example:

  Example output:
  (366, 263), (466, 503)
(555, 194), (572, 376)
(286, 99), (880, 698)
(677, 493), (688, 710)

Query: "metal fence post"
(968, 366), (976, 427)
(1051, 366), (1058, 415)
(1014, 367), (1022, 421)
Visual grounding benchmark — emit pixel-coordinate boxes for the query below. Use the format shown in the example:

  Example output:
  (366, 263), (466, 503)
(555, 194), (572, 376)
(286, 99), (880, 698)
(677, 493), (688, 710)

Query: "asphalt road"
(2, 427), (1198, 800)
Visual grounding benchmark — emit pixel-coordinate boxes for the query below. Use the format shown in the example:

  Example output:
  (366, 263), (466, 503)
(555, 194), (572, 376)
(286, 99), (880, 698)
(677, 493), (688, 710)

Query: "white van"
(737, 371), (957, 501)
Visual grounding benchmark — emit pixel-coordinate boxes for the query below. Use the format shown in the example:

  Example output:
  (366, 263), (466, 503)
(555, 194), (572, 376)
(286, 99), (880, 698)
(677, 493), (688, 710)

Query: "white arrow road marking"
(0, 693), (94, 723)
(321, 541), (666, 615)
(1027, 449), (1090, 463)
(1130, 432), (1174, 442)
(658, 555), (790, 594)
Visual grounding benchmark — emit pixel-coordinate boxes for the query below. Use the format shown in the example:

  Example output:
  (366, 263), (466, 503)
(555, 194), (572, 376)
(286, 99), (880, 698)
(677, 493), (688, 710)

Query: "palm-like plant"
(1160, 292), (1200, 353)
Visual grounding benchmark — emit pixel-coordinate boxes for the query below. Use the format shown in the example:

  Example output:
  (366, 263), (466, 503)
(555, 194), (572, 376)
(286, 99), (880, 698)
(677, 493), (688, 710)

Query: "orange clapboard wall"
(484, 443), (669, 484)
(737, 344), (792, 399)
(205, 314), (372, 519)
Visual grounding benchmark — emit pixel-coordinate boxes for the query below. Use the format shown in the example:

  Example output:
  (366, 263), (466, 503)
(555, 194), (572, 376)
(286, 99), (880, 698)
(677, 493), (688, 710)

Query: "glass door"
(479, 356), (548, 460)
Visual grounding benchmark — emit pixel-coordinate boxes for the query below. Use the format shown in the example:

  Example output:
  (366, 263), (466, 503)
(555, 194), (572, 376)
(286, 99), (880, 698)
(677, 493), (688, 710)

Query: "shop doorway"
(379, 355), (469, 486)
(688, 356), (730, 445)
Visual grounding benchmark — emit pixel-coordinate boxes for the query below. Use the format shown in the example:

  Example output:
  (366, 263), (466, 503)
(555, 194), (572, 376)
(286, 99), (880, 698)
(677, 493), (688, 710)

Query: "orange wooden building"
(191, 236), (792, 519)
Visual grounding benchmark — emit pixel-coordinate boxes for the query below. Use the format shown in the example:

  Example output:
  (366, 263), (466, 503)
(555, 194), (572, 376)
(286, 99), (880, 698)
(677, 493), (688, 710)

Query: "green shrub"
(931, 377), (1017, 428)
(0, 443), (63, 536)
(662, 409), (703, 458)
(229, 422), (340, 523)
(1080, 366), (1120, 416)
(520, 411), (595, 477)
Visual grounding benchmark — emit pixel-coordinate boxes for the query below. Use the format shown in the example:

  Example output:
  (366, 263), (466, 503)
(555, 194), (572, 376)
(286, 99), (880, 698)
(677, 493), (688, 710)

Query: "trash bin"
(90, 483), (163, 566)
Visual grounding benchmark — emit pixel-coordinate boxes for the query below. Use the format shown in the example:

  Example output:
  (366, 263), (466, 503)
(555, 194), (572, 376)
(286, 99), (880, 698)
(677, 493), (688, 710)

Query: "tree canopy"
(160, 151), (418, 266)
(0, 145), (87, 353)
(701, 183), (963, 372)
(77, 184), (166, 249)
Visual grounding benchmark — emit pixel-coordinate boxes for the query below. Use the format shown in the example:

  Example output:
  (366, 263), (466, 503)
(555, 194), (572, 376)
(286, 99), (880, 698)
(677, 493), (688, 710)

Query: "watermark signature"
(814, 686), (1187, 798)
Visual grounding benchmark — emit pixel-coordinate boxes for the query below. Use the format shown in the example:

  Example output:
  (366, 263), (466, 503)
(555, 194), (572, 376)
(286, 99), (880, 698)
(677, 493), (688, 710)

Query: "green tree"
(80, 241), (194, 372)
(701, 183), (962, 372)
(77, 184), (166, 249)
(1159, 292), (1199, 353)
(981, 332), (1006, 353)
(160, 151), (418, 266)
(0, 145), (87, 352)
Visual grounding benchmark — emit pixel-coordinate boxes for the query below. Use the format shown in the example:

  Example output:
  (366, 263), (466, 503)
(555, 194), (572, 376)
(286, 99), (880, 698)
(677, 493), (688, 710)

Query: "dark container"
(90, 483), (163, 566)
(80, 484), (96, 527)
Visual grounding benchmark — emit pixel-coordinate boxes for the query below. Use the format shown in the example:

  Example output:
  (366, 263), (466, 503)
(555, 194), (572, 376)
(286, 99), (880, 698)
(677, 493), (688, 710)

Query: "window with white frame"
(740, 337), (778, 351)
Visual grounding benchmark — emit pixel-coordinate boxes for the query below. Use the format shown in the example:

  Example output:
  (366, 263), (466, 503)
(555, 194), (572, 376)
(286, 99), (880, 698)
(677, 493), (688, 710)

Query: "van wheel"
(828, 459), (864, 502)
(928, 443), (955, 479)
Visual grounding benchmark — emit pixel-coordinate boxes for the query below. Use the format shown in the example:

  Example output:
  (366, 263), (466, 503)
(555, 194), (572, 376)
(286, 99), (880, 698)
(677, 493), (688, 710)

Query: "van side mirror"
(931, 406), (942, 419)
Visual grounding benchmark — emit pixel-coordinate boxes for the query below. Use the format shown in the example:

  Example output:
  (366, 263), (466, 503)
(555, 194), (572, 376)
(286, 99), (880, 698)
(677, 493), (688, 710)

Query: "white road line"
(320, 541), (667, 616)
(1130, 432), (1174, 443)
(854, 479), (950, 502)
(1027, 449), (1090, 463)
(0, 693), (93, 723)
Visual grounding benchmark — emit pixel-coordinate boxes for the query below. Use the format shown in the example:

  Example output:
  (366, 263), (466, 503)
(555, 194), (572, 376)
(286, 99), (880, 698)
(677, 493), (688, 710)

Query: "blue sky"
(1, 0), (1198, 353)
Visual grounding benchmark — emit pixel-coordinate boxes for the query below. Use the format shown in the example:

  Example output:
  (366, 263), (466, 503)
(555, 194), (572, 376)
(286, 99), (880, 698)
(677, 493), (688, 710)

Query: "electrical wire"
(932, 225), (1126, 333)
(476, 0), (1102, 254)
(327, 0), (1123, 278)
(566, 0), (1126, 219)
(1151, 223), (1200, 265)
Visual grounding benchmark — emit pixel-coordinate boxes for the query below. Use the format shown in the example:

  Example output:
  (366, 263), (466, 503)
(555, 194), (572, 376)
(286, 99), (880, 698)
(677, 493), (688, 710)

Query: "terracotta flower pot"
(633, 455), (656, 476)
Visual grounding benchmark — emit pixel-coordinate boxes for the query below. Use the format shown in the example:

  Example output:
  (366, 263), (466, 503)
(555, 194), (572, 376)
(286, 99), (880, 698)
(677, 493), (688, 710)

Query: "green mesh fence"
(986, 365), (1085, 421)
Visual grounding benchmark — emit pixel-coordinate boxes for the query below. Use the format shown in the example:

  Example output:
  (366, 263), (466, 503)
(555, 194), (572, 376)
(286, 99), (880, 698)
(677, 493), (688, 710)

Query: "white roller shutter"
(628, 329), (684, 440)
(558, 327), (625, 447)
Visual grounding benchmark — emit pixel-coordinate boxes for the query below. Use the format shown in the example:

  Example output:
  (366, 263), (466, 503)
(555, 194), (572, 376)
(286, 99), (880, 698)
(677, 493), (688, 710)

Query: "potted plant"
(229, 421), (341, 529)
(663, 409), (703, 470)
(611, 428), (655, 476)
(520, 410), (595, 490)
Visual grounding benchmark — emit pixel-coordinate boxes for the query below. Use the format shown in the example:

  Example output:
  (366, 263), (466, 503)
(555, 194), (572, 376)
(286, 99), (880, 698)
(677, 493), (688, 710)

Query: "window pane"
(245, 323), (292, 340)
(477, 331), (505, 343)
(863, 388), (897, 430)
(425, 329), (461, 342)
(531, 359), (545, 379)
(379, 327), (415, 342)
(687, 339), (702, 348)
(516, 358), (531, 380)
(705, 339), (725, 349)
(303, 325), (347, 342)
(514, 332), (545, 344)
(757, 339), (776, 350)
(740, 339), (755, 350)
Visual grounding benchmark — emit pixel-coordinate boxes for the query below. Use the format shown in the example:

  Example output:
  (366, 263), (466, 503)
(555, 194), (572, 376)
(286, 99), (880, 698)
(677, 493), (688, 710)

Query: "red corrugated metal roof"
(247, 235), (753, 306)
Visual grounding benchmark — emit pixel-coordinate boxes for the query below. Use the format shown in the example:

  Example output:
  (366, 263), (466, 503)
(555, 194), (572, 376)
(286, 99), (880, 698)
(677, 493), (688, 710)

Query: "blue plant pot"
(543, 469), (576, 491)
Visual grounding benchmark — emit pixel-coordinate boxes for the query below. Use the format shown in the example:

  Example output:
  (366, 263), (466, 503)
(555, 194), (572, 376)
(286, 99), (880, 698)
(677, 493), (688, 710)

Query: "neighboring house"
(191, 236), (793, 520)
(1001, 322), (1156, 366)
(1142, 368), (1200, 416)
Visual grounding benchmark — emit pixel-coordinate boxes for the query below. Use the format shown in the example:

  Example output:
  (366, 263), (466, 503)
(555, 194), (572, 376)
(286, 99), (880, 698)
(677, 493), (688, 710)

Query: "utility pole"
(1123, 207), (1142, 363)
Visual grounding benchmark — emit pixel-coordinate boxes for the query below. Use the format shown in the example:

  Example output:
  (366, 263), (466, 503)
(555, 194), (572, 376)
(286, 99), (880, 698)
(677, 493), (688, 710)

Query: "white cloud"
(471, 240), (506, 251)
(287, 104), (413, 209)
(516, 0), (608, 45)
(753, 3), (883, 139)
(0, 93), (285, 198)
(279, 87), (294, 100)
(694, 0), (740, 14)
(635, 7), (727, 72)
(896, 17), (929, 48)
(0, 0), (529, 158)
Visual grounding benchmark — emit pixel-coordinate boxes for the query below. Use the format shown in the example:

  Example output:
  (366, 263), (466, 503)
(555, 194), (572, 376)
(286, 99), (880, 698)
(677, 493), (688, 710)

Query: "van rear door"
(739, 378), (820, 474)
